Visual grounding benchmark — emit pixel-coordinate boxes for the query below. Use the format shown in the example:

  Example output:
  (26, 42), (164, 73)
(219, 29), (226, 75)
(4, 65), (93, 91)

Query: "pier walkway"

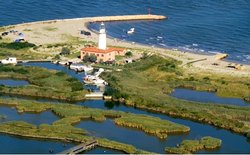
(59, 140), (97, 154)
(85, 92), (104, 99)
(90, 14), (167, 22)
(18, 60), (52, 63)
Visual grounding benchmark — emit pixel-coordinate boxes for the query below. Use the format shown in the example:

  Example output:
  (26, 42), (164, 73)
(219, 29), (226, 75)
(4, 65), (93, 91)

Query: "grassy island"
(0, 98), (190, 140)
(101, 55), (250, 137)
(165, 136), (222, 154)
(0, 65), (88, 101)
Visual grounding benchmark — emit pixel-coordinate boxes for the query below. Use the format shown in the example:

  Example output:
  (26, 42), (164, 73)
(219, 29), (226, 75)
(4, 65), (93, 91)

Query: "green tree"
(89, 54), (97, 62)
(83, 54), (97, 62)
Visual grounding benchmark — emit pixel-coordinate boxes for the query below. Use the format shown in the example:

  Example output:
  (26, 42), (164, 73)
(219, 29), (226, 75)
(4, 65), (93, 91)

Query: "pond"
(171, 88), (249, 106)
(0, 106), (59, 126)
(0, 79), (29, 87)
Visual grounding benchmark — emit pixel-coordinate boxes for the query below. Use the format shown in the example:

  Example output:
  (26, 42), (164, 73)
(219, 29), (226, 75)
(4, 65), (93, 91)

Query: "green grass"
(0, 39), (47, 60)
(165, 136), (222, 154)
(101, 55), (250, 136)
(0, 65), (88, 101)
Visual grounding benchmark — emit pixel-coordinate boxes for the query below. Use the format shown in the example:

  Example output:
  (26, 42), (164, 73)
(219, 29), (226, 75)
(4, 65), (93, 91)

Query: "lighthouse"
(81, 22), (125, 62)
(98, 22), (107, 50)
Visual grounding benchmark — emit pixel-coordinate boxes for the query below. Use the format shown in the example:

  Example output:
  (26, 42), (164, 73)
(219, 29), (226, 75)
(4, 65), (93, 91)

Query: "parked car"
(80, 30), (91, 36)
(1, 32), (9, 36)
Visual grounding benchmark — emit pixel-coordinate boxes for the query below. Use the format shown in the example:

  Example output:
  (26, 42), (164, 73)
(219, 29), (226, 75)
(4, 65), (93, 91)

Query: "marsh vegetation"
(102, 55), (250, 137)
(165, 136), (222, 154)
(0, 65), (87, 101)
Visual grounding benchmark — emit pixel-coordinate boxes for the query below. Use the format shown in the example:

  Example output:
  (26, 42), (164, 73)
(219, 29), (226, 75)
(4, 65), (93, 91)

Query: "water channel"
(172, 88), (249, 106)
(0, 79), (29, 87)
(0, 62), (249, 153)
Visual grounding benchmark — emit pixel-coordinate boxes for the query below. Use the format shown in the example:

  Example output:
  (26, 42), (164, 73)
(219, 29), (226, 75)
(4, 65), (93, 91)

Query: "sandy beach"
(1, 15), (250, 77)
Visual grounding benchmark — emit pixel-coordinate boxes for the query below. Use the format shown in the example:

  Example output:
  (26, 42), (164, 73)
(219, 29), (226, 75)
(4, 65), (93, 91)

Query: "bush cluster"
(0, 42), (36, 50)
(0, 66), (28, 74)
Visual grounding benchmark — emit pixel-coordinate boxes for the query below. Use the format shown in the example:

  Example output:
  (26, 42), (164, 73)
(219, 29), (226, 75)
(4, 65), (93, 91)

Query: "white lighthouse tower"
(98, 22), (107, 50)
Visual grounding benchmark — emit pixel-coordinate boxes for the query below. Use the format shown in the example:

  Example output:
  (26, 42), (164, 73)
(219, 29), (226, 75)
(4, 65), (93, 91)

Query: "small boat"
(94, 68), (104, 77)
(83, 65), (94, 72)
(70, 63), (93, 72)
(127, 28), (135, 34)
(83, 75), (108, 85)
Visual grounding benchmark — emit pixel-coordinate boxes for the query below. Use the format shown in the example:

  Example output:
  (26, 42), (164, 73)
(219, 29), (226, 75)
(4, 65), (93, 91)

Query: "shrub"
(235, 121), (244, 128)
(66, 77), (78, 82)
(70, 82), (83, 91)
(60, 47), (70, 55)
(247, 132), (250, 138)
(125, 51), (133, 57)
(158, 62), (177, 72)
(55, 72), (66, 76)
(141, 52), (148, 59)
(104, 87), (128, 99)
(189, 76), (195, 81)
(221, 80), (226, 84)
(203, 76), (210, 80)
(54, 54), (60, 60)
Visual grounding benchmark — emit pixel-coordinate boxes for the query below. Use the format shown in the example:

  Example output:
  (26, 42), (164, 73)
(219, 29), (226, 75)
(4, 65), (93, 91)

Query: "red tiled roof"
(81, 47), (124, 53)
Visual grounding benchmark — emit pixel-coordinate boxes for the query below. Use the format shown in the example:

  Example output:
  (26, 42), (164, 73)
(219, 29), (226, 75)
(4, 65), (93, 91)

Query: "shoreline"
(0, 15), (250, 77)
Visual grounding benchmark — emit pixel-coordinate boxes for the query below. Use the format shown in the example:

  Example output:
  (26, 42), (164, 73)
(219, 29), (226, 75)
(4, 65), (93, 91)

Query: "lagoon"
(0, 62), (249, 153)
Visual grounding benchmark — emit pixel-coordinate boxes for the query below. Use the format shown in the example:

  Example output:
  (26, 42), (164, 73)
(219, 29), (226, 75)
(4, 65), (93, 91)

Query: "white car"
(1, 57), (17, 64)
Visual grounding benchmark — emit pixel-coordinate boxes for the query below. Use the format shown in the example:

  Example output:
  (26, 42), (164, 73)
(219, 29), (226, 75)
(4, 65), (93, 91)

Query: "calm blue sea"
(1, 0), (250, 63)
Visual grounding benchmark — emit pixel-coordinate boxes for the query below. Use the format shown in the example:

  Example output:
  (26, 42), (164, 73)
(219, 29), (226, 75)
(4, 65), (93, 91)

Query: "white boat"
(83, 75), (108, 85)
(127, 28), (135, 34)
(70, 63), (93, 72)
(83, 65), (94, 72)
(94, 68), (104, 77)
